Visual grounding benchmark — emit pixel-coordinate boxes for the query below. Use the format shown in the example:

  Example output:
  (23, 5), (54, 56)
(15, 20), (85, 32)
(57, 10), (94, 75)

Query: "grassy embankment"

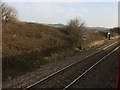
(2, 21), (119, 81)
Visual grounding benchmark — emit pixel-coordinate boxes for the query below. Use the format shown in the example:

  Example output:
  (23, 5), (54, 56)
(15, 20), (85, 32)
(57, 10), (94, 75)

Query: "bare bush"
(1, 3), (17, 22)
(66, 17), (85, 47)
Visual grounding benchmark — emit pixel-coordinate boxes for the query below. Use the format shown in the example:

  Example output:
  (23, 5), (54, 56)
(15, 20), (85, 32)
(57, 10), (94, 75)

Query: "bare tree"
(1, 3), (17, 22)
(66, 17), (85, 47)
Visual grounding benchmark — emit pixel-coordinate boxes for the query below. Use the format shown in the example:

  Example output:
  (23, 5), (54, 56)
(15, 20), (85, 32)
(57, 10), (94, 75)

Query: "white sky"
(2, 0), (119, 28)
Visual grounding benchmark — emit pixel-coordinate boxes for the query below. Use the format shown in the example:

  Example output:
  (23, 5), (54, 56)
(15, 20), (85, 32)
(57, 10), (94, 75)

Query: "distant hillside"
(48, 23), (66, 28)
(85, 27), (110, 31)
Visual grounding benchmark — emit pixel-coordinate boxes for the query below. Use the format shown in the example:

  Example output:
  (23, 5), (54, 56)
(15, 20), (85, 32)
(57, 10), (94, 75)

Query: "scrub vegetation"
(2, 3), (120, 81)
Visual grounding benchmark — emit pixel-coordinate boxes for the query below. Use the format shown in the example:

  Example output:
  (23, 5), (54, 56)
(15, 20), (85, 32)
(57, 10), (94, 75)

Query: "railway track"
(25, 41), (119, 90)
(63, 45), (120, 89)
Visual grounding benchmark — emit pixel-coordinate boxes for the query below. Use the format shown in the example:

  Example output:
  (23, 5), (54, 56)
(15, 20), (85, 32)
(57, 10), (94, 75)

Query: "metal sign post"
(107, 32), (110, 40)
(82, 34), (87, 49)
(106, 29), (110, 40)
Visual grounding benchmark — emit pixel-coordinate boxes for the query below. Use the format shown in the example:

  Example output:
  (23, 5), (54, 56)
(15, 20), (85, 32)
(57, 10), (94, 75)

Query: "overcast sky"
(2, 1), (118, 28)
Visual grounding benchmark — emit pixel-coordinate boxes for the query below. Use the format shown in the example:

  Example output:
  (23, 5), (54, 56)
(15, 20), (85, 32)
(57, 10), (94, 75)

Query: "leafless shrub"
(1, 3), (17, 22)
(66, 17), (85, 47)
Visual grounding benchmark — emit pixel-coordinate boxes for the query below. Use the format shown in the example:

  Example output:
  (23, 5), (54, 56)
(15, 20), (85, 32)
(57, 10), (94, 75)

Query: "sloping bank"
(2, 22), (119, 83)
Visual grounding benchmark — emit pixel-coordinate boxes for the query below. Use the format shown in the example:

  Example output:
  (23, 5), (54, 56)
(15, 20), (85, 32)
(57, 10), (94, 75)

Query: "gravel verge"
(2, 40), (116, 88)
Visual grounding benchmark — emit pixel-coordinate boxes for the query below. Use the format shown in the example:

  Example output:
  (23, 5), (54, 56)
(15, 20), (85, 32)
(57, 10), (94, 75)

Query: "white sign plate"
(82, 34), (87, 41)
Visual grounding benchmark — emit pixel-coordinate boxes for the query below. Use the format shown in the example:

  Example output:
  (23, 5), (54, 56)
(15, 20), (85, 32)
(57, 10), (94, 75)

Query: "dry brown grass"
(2, 22), (68, 57)
(80, 29), (106, 48)
(2, 21), (119, 81)
(2, 21), (70, 81)
(88, 40), (105, 48)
